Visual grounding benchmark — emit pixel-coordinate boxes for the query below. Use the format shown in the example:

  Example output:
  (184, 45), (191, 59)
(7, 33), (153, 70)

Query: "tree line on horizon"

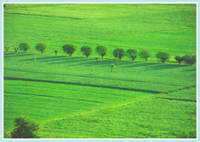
(4, 43), (196, 65)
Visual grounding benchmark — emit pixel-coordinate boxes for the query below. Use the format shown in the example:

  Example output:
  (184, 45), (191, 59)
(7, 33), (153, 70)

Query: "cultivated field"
(4, 4), (196, 138)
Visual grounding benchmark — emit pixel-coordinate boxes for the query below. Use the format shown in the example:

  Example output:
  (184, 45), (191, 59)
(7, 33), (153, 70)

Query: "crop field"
(3, 4), (196, 138)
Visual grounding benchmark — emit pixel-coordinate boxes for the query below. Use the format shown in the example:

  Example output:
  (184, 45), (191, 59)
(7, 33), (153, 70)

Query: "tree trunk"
(14, 48), (18, 52)
(5, 47), (9, 52)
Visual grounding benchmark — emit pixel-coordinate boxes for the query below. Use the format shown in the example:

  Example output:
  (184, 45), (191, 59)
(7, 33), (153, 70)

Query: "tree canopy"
(19, 43), (30, 52)
(113, 48), (125, 60)
(62, 44), (77, 56)
(96, 46), (108, 59)
(126, 49), (138, 62)
(11, 116), (39, 138)
(81, 46), (92, 57)
(35, 44), (46, 54)
(139, 50), (150, 61)
(156, 51), (170, 63)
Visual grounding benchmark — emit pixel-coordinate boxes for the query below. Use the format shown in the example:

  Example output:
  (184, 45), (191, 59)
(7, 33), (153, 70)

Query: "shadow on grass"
(156, 97), (196, 102)
(4, 52), (33, 58)
(122, 62), (158, 68)
(20, 55), (66, 62)
(73, 59), (133, 67)
(49, 57), (96, 64)
(181, 68), (196, 72)
(146, 63), (187, 71)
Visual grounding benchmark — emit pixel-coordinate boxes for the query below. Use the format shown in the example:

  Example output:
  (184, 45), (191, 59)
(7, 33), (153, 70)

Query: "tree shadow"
(72, 59), (131, 67)
(122, 62), (158, 68)
(147, 63), (187, 71)
(49, 57), (95, 64)
(4, 52), (33, 58)
(181, 68), (196, 72)
(20, 55), (66, 62)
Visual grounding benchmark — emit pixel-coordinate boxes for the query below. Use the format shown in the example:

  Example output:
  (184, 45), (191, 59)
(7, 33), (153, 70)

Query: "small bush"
(156, 51), (170, 63)
(183, 54), (196, 65)
(19, 43), (30, 52)
(174, 56), (184, 64)
(54, 50), (58, 55)
(126, 49), (138, 62)
(96, 46), (108, 59)
(35, 44), (46, 54)
(62, 44), (77, 56)
(14, 48), (19, 52)
(11, 116), (39, 138)
(113, 48), (125, 60)
(5, 47), (9, 52)
(111, 64), (115, 72)
(139, 50), (150, 61)
(81, 46), (92, 57)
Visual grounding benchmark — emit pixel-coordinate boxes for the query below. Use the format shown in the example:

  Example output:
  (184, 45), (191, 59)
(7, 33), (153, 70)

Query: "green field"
(4, 4), (196, 138)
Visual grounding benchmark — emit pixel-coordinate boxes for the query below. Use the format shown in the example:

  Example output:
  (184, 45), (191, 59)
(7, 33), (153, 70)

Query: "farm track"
(4, 76), (196, 94)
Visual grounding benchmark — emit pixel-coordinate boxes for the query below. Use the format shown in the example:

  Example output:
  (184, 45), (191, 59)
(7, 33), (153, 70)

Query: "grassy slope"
(3, 4), (196, 138)
(4, 52), (196, 138)
(4, 80), (153, 130)
(39, 88), (196, 138)
(4, 52), (196, 93)
(4, 4), (196, 59)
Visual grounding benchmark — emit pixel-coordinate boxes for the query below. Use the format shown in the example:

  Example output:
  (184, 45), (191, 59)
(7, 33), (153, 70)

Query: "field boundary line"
(4, 67), (184, 87)
(4, 76), (164, 94)
(4, 76), (196, 94)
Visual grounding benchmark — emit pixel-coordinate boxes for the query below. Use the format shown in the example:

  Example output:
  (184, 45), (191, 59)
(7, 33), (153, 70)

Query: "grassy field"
(4, 4), (196, 138)
(4, 4), (196, 59)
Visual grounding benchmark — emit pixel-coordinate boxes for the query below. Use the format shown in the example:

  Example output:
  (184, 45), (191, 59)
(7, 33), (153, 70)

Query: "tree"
(174, 56), (184, 64)
(81, 46), (92, 57)
(62, 44), (77, 56)
(183, 54), (196, 65)
(35, 44), (46, 54)
(14, 48), (19, 52)
(113, 48), (125, 60)
(54, 50), (58, 55)
(139, 50), (150, 61)
(19, 43), (30, 52)
(11, 116), (39, 138)
(96, 46), (108, 59)
(5, 47), (9, 52)
(156, 51), (170, 63)
(126, 49), (138, 62)
(111, 64), (115, 72)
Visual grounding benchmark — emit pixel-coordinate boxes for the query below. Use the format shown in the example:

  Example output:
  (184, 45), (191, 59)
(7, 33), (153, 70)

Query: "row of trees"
(5, 43), (196, 65)
(5, 43), (46, 54)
